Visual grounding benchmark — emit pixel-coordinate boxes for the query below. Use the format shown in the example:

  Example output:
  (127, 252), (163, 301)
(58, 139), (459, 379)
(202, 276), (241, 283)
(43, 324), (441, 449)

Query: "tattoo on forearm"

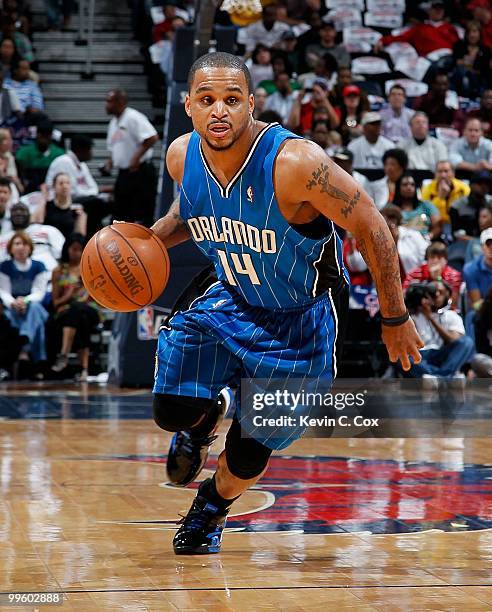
(306, 163), (361, 218)
(358, 228), (404, 316)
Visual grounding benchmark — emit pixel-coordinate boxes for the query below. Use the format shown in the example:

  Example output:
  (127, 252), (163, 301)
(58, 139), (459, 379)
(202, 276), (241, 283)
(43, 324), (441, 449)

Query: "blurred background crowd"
(2, 0), (492, 388)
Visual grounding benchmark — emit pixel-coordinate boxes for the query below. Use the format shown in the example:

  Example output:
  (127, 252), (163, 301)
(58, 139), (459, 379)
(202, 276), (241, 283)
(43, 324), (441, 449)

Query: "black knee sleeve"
(152, 393), (216, 432)
(225, 416), (273, 480)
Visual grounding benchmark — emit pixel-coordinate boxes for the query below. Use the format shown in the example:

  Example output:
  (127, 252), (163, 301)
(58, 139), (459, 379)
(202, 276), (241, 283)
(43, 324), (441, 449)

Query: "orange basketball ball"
(81, 223), (170, 312)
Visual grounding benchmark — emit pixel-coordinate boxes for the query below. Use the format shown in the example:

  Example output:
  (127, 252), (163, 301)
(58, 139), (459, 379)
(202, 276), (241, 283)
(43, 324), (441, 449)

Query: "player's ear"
(249, 93), (254, 116)
(184, 94), (191, 117)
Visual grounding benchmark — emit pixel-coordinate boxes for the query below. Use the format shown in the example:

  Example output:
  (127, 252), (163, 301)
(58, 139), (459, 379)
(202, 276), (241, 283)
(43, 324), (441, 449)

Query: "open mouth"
(208, 123), (231, 138)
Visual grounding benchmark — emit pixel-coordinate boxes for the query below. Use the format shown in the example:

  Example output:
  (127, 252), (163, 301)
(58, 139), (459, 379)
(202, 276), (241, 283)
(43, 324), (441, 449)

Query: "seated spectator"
(44, 0), (73, 30)
(330, 66), (357, 107)
(330, 147), (369, 193)
(237, 5), (290, 56)
(257, 53), (299, 94)
(375, 1), (459, 57)
(0, 15), (33, 62)
(0, 297), (27, 379)
(253, 87), (267, 119)
(398, 112), (448, 173)
(404, 280), (474, 387)
(0, 37), (20, 76)
(381, 204), (428, 278)
(304, 19), (350, 70)
(471, 286), (492, 376)
(50, 233), (101, 381)
(246, 44), (274, 90)
(367, 148), (408, 210)
(16, 121), (64, 192)
(336, 85), (369, 145)
(348, 112), (393, 172)
(465, 203), (492, 263)
(0, 202), (65, 273)
(0, 69), (21, 126)
(343, 232), (372, 286)
(404, 242), (462, 308)
(298, 53), (338, 92)
(394, 173), (441, 239)
(463, 227), (492, 314)
(0, 177), (13, 233)
(413, 73), (464, 131)
(0, 128), (22, 193)
(39, 173), (87, 239)
(421, 160), (471, 226)
(274, 30), (300, 75)
(451, 20), (492, 99)
(467, 89), (492, 139)
(469, 0), (492, 50)
(264, 72), (297, 125)
(287, 78), (339, 135)
(45, 135), (112, 238)
(450, 171), (492, 239)
(0, 231), (48, 369)
(380, 85), (415, 145)
(4, 58), (44, 115)
(449, 118), (492, 179)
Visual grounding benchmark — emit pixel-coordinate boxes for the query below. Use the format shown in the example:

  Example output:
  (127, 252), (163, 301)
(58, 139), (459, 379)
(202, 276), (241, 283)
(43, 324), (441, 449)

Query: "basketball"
(80, 223), (170, 312)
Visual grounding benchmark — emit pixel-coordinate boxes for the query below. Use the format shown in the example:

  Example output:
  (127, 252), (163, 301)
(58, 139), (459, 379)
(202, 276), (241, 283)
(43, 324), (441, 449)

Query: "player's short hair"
(0, 176), (11, 190)
(71, 134), (93, 152)
(187, 52), (253, 95)
(7, 230), (33, 257)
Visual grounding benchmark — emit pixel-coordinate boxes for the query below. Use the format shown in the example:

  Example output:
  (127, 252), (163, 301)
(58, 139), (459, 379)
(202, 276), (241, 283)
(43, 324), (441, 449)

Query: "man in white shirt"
(105, 89), (159, 227)
(0, 202), (65, 273)
(46, 135), (113, 238)
(398, 112), (448, 172)
(348, 112), (393, 171)
(237, 5), (291, 55)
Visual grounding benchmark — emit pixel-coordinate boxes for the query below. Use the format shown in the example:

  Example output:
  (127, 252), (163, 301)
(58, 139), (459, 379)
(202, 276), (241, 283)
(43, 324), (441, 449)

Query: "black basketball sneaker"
(173, 494), (229, 554)
(166, 388), (232, 486)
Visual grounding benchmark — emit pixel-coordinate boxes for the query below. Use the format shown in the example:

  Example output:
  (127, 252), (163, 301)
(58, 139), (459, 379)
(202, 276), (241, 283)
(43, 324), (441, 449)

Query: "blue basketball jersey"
(180, 122), (348, 309)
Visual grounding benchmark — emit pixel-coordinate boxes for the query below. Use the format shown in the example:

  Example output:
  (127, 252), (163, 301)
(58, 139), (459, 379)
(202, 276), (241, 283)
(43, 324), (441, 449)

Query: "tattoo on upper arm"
(306, 163), (361, 218)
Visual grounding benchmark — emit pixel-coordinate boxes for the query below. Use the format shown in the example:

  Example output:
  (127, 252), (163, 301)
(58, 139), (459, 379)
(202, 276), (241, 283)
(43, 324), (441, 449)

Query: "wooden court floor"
(0, 383), (491, 611)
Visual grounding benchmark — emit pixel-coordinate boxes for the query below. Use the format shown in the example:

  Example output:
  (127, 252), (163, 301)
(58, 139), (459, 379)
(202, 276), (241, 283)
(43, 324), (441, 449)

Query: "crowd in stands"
(137, 0), (492, 386)
(4, 0), (492, 386)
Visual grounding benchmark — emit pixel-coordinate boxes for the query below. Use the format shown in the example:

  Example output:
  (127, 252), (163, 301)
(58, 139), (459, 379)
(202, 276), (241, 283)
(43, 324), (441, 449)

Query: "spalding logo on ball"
(81, 223), (170, 312)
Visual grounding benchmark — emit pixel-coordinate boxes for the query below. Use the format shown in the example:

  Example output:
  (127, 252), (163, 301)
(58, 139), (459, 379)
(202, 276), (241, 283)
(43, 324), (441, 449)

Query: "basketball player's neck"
(202, 118), (262, 183)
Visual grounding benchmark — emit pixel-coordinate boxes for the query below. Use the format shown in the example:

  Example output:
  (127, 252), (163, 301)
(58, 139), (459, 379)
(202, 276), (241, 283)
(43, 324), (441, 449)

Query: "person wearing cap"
(463, 228), (492, 334)
(347, 112), (393, 171)
(380, 85), (415, 144)
(331, 147), (369, 194)
(375, 1), (459, 57)
(237, 5), (291, 56)
(336, 84), (370, 145)
(305, 20), (351, 71)
(398, 112), (448, 173)
(449, 118), (492, 178)
(468, 0), (492, 49)
(287, 77), (340, 135)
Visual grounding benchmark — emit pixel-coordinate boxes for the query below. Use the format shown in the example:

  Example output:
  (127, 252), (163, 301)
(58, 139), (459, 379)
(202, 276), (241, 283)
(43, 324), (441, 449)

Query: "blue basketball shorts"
(153, 281), (340, 449)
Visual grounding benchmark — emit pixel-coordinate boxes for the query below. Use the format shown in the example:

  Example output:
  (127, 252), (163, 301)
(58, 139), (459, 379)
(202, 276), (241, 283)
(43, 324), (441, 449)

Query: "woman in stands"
(0, 231), (49, 374)
(43, 172), (87, 238)
(335, 84), (369, 145)
(368, 148), (408, 210)
(50, 233), (100, 381)
(393, 172), (441, 240)
(452, 20), (491, 99)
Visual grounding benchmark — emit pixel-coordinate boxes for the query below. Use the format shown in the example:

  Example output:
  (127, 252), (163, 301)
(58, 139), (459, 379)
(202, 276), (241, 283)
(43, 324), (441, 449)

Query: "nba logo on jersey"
(246, 185), (254, 203)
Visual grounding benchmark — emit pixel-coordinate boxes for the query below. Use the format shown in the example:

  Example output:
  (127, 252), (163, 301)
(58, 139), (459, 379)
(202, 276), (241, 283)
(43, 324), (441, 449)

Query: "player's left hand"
(381, 318), (424, 371)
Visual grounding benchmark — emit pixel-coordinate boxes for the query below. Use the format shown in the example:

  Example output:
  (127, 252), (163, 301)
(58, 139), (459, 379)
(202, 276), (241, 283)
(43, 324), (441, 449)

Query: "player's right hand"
(381, 318), (424, 372)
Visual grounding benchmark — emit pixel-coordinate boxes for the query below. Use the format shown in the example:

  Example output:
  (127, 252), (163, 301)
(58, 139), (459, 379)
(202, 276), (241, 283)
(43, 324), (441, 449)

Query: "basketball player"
(150, 52), (423, 554)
